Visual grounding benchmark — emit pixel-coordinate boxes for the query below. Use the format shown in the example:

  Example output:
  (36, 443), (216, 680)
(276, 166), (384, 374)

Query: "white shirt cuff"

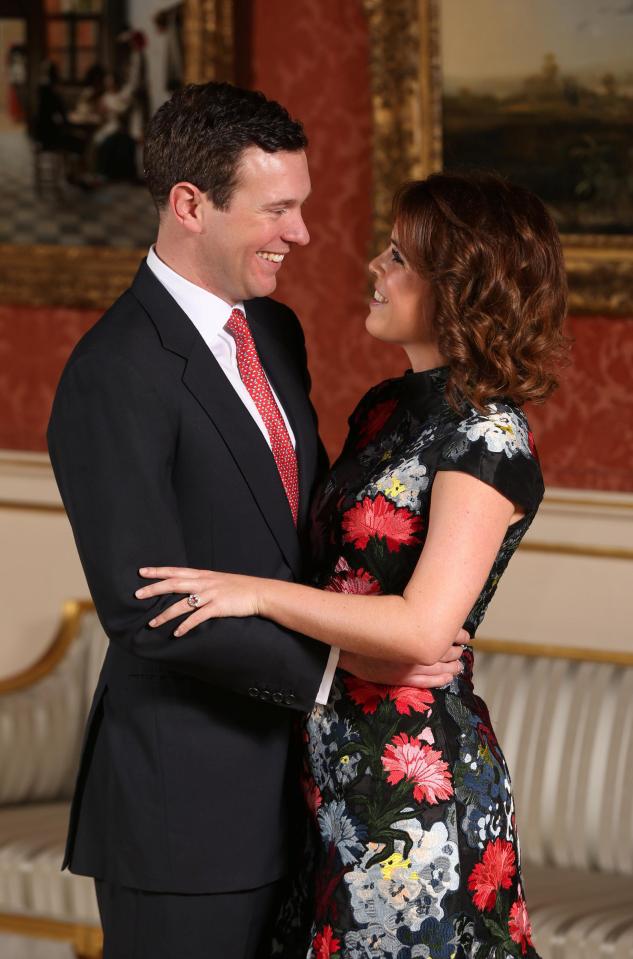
(315, 646), (340, 705)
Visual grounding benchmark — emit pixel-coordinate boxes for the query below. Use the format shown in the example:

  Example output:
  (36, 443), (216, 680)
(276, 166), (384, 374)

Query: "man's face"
(199, 146), (311, 304)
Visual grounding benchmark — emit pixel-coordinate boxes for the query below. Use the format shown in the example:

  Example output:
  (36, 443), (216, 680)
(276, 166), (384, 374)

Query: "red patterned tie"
(225, 308), (299, 525)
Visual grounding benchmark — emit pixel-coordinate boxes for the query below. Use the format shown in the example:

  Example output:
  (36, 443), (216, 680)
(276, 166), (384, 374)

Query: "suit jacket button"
(248, 687), (259, 698)
(260, 688), (271, 702)
(272, 692), (283, 704)
(283, 693), (296, 705)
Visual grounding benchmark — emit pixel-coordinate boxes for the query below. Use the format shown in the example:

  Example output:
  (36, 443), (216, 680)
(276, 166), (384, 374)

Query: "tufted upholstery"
(475, 648), (633, 957)
(0, 608), (107, 927)
(1, 611), (632, 955)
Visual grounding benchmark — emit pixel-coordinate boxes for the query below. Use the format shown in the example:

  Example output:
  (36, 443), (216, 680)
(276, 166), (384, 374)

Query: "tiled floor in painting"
(0, 126), (158, 249)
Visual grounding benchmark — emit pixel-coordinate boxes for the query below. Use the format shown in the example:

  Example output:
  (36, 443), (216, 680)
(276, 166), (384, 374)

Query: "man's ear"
(169, 182), (204, 234)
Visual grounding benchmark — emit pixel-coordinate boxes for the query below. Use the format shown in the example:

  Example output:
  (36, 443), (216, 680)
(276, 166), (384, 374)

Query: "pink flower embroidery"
(509, 895), (534, 955)
(381, 733), (453, 804)
(325, 556), (381, 595)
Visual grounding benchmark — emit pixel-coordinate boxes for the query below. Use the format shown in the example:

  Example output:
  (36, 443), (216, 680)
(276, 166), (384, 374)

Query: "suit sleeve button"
(283, 693), (296, 705)
(248, 687), (259, 698)
(260, 688), (271, 702)
(272, 692), (283, 704)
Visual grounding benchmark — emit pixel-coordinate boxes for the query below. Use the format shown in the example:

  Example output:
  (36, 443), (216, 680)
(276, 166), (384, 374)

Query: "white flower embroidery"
(458, 404), (530, 458)
(345, 819), (459, 934)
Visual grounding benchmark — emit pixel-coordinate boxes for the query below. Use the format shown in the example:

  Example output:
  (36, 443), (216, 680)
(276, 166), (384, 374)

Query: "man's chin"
(249, 276), (278, 299)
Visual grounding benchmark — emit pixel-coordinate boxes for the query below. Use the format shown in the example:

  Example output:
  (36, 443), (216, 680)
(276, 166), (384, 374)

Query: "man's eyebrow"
(263, 190), (312, 208)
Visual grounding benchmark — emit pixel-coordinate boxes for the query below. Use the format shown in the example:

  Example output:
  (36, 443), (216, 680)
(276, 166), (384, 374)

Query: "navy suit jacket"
(47, 261), (330, 893)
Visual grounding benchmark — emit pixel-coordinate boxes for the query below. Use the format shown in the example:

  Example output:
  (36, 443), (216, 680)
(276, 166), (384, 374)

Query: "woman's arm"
(138, 471), (515, 666)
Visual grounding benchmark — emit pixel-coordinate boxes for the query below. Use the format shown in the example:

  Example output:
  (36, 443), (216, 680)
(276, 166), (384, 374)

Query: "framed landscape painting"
(364, 0), (633, 313)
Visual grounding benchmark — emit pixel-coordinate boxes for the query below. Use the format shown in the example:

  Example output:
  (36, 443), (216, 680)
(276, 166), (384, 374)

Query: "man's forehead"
(237, 146), (310, 187)
(235, 147), (312, 207)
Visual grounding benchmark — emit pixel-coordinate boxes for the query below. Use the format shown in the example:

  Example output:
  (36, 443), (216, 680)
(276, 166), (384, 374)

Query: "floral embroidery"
(382, 734), (454, 805)
(355, 397), (399, 449)
(467, 838), (517, 911)
(317, 800), (367, 865)
(274, 370), (543, 958)
(345, 819), (460, 932)
(324, 557), (381, 595)
(344, 676), (434, 717)
(311, 924), (341, 959)
(509, 895), (534, 955)
(342, 495), (423, 552)
(457, 404), (532, 458)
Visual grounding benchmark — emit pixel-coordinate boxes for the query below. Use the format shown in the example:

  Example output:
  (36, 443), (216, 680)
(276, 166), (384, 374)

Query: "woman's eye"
(391, 248), (404, 265)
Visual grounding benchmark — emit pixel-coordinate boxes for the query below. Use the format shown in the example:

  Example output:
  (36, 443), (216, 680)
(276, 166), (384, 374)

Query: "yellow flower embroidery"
(381, 474), (407, 498)
(379, 852), (419, 881)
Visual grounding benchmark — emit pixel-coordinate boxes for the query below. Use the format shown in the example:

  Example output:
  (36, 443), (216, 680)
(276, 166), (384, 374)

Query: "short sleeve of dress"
(436, 401), (545, 514)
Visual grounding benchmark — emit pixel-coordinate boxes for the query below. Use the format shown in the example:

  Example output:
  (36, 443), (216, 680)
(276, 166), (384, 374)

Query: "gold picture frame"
(0, 0), (235, 310)
(363, 0), (633, 315)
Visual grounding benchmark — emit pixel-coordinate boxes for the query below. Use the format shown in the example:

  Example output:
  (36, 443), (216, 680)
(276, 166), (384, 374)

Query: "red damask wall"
(1, 0), (632, 492)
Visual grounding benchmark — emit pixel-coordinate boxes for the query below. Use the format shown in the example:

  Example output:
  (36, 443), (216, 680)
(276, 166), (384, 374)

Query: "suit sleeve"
(47, 349), (329, 712)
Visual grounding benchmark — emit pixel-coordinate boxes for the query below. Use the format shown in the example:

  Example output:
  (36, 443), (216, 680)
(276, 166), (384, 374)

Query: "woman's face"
(366, 227), (437, 351)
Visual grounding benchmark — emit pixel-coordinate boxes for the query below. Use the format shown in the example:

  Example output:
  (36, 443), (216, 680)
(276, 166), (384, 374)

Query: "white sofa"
(0, 601), (105, 958)
(1, 606), (631, 958)
(475, 640), (633, 958)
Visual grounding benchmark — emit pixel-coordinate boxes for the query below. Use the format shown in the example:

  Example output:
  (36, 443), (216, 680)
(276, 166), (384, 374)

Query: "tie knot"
(225, 307), (248, 340)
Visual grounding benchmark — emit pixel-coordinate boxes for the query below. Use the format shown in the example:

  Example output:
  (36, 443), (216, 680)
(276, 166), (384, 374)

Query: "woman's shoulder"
(438, 399), (544, 514)
(450, 399), (536, 461)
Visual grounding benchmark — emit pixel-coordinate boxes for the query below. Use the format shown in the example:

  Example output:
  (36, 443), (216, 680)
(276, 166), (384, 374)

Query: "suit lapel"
(131, 262), (301, 576)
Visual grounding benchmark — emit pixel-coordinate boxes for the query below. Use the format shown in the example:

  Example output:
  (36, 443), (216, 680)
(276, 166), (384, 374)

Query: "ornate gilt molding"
(0, 244), (144, 309)
(475, 636), (633, 667)
(0, 599), (93, 695)
(0, 912), (102, 957)
(364, 0), (633, 315)
(363, 0), (441, 252)
(184, 0), (235, 84)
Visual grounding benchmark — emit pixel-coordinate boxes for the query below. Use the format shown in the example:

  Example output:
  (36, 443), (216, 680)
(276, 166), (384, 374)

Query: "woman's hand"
(135, 566), (263, 636)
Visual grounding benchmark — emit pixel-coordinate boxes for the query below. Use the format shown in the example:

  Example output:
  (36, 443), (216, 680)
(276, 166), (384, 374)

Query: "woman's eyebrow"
(390, 237), (400, 249)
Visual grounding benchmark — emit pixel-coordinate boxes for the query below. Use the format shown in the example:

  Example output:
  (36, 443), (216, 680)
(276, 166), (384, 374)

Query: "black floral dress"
(274, 366), (544, 959)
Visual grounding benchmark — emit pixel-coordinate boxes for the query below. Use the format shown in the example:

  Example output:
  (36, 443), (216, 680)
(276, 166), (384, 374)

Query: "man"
(48, 82), (463, 959)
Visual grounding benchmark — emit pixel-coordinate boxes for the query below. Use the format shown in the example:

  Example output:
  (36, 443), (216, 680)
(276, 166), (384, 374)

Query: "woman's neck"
(403, 343), (447, 373)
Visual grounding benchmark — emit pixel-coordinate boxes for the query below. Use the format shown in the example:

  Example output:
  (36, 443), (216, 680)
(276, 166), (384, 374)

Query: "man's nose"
(283, 212), (310, 247)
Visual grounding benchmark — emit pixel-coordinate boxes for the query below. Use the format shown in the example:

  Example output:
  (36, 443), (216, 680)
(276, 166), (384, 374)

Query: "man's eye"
(272, 208), (287, 216)
(391, 248), (404, 264)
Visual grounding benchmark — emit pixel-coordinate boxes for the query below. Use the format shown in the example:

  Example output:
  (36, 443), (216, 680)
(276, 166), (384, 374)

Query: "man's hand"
(339, 630), (469, 688)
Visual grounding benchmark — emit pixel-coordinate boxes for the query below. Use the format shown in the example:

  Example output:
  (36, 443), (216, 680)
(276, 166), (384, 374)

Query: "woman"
(136, 172), (569, 957)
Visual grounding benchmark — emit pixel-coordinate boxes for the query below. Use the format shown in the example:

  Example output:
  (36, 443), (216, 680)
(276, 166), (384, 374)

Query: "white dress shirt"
(146, 247), (339, 704)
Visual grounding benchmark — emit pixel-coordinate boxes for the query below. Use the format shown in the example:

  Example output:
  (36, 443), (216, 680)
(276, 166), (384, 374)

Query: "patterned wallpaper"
(1, 0), (631, 492)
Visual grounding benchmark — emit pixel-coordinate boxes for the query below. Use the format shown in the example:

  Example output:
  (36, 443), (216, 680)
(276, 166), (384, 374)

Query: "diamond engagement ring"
(187, 593), (202, 609)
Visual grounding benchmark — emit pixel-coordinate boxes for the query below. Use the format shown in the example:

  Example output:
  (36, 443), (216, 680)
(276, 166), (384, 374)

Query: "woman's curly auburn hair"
(393, 172), (571, 411)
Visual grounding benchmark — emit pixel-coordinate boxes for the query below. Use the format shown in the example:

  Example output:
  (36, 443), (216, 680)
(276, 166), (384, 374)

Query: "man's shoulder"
(67, 286), (162, 371)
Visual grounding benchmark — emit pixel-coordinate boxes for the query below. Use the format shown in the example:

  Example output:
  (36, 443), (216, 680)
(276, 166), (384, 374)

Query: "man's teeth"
(373, 290), (388, 303)
(257, 252), (285, 263)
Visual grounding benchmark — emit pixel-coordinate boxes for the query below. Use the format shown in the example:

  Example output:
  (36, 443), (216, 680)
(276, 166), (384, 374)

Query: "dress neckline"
(399, 364), (450, 399)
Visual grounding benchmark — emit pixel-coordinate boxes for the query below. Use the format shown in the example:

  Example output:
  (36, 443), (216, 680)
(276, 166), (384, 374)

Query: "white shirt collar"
(146, 245), (245, 340)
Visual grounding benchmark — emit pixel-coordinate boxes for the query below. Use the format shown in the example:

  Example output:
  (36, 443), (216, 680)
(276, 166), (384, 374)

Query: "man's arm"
(48, 348), (328, 711)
